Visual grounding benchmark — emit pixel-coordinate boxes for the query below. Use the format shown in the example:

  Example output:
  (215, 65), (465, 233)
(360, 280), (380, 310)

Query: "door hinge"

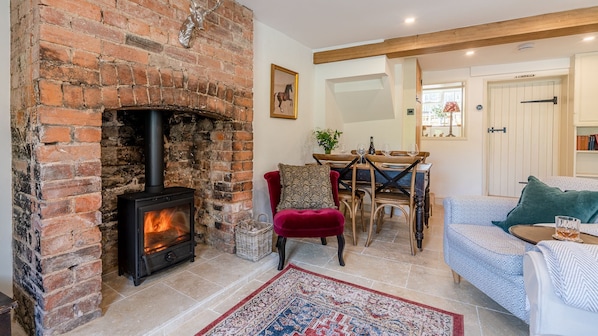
(520, 96), (557, 104)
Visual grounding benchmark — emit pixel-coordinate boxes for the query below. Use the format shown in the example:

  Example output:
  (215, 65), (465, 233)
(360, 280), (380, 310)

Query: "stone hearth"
(10, 0), (253, 334)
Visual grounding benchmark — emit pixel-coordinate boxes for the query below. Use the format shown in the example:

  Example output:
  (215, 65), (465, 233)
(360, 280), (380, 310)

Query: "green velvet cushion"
(492, 176), (598, 232)
(277, 164), (336, 211)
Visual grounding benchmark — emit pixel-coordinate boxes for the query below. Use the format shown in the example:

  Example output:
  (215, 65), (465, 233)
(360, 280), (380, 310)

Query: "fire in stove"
(144, 205), (191, 254)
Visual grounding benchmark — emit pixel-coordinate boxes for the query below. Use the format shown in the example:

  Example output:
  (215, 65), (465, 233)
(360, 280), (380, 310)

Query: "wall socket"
(407, 108), (414, 115)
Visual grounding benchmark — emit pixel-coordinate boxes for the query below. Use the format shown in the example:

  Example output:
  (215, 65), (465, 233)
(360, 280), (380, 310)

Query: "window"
(421, 82), (465, 138)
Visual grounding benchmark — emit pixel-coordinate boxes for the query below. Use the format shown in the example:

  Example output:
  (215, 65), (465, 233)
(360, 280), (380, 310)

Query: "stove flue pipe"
(145, 110), (164, 193)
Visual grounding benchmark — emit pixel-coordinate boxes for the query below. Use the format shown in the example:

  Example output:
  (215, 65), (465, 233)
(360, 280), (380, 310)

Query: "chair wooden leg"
(375, 210), (384, 233)
(276, 236), (287, 271)
(351, 204), (357, 245)
(343, 200), (358, 246)
(408, 216), (416, 256)
(451, 270), (461, 284)
(320, 237), (327, 245)
(360, 199), (366, 232)
(366, 205), (379, 247)
(337, 234), (345, 266)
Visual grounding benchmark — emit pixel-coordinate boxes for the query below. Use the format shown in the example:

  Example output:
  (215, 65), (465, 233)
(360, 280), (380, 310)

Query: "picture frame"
(270, 64), (298, 119)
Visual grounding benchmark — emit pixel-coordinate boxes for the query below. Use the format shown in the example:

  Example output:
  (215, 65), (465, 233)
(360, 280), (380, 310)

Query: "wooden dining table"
(324, 156), (432, 250)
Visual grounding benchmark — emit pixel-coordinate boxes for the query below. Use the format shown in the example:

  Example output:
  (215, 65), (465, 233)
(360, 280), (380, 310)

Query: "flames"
(144, 206), (190, 253)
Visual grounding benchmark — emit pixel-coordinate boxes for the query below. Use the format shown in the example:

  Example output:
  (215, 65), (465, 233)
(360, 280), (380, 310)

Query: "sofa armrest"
(444, 195), (518, 227)
(524, 251), (598, 336)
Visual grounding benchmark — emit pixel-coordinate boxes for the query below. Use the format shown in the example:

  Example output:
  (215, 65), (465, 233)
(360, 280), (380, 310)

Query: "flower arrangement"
(314, 128), (342, 154)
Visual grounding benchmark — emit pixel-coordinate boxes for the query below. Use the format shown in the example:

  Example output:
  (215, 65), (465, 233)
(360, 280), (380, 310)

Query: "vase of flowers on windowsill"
(314, 128), (342, 154)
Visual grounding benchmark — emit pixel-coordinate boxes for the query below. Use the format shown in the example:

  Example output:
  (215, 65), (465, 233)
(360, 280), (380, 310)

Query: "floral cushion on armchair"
(277, 164), (336, 211)
(492, 176), (598, 232)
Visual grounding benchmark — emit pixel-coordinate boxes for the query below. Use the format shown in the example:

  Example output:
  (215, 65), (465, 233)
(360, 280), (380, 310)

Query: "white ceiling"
(235, 0), (598, 71)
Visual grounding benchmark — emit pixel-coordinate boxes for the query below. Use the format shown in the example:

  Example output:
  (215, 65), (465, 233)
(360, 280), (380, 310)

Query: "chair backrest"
(364, 154), (420, 199)
(264, 170), (341, 216)
(387, 150), (430, 163)
(359, 150), (429, 162)
(312, 153), (360, 193)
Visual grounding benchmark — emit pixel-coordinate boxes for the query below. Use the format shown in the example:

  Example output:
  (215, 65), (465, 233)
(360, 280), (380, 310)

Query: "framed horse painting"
(270, 64), (298, 119)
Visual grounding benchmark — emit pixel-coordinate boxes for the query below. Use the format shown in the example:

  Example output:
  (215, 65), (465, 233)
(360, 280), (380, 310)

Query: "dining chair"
(313, 153), (366, 245)
(364, 154), (421, 255)
(375, 150), (431, 217)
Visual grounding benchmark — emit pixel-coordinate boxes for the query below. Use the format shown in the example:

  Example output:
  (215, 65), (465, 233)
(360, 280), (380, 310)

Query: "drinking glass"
(357, 143), (366, 163)
(554, 215), (581, 242)
(407, 143), (419, 157)
(383, 144), (391, 156)
(339, 143), (347, 153)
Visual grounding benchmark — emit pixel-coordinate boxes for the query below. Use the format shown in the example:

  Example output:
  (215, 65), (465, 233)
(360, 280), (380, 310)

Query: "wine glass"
(357, 143), (366, 163)
(407, 143), (419, 157)
(383, 144), (391, 156)
(339, 143), (347, 154)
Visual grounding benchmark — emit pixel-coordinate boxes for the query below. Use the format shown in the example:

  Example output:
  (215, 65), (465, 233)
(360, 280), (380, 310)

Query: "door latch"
(487, 127), (507, 133)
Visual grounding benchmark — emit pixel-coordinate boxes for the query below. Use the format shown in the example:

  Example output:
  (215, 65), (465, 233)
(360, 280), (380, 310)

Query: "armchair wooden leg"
(451, 270), (461, 284)
(320, 237), (327, 245)
(277, 236), (287, 271)
(337, 234), (345, 266)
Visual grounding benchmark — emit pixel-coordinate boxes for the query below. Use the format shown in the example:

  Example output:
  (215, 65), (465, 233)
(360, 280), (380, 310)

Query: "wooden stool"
(0, 292), (17, 336)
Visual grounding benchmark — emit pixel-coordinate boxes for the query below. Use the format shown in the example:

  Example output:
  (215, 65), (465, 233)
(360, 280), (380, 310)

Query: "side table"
(509, 225), (598, 245)
(0, 292), (17, 336)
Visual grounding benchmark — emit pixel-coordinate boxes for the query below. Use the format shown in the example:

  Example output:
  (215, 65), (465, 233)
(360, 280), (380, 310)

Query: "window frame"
(421, 82), (466, 139)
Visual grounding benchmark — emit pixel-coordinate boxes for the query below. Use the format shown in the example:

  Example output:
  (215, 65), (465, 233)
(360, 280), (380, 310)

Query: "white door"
(487, 78), (561, 197)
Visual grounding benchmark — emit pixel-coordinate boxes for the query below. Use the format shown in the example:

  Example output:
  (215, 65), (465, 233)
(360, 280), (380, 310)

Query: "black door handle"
(488, 127), (507, 133)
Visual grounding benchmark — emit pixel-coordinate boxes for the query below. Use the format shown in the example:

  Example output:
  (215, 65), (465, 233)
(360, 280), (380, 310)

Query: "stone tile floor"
(12, 204), (529, 335)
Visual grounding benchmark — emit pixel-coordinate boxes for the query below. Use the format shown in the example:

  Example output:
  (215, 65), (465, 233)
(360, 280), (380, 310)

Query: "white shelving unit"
(575, 126), (598, 178)
(573, 52), (598, 179)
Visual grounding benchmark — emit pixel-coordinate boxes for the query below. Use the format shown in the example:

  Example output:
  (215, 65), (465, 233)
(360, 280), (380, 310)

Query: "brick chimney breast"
(10, 0), (254, 334)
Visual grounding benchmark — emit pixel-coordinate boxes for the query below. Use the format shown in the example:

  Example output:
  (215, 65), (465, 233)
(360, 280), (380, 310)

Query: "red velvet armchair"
(264, 170), (346, 270)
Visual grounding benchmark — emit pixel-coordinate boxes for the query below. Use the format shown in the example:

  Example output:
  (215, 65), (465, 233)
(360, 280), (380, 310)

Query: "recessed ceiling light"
(583, 36), (595, 42)
(466, 50), (475, 56)
(405, 17), (415, 24)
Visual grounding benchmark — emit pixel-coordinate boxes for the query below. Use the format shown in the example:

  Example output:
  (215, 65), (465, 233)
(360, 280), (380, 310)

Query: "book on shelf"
(577, 135), (589, 150)
(577, 134), (598, 150)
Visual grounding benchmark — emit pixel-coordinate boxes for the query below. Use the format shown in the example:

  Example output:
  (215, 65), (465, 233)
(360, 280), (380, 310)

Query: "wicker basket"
(235, 214), (273, 261)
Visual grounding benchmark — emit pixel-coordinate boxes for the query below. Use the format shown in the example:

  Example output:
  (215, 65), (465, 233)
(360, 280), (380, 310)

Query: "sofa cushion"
(492, 176), (598, 232)
(277, 164), (336, 211)
(447, 224), (529, 276)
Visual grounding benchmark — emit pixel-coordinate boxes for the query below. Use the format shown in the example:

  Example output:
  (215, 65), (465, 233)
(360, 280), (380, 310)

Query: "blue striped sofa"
(443, 176), (598, 323)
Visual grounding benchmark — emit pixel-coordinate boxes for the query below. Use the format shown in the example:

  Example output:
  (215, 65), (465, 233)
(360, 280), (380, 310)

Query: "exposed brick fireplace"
(10, 0), (253, 334)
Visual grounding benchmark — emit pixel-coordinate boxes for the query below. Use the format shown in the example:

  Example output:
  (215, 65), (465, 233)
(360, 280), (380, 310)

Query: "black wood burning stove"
(117, 110), (195, 286)
(118, 187), (195, 285)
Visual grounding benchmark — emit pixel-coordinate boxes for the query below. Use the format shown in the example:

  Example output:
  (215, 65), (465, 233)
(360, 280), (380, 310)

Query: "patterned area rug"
(197, 264), (464, 336)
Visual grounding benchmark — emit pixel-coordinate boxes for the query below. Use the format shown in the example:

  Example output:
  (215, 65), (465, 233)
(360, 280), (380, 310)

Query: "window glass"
(422, 82), (465, 138)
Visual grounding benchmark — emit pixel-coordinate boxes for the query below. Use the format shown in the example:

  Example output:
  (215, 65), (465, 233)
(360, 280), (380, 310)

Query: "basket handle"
(257, 213), (269, 223)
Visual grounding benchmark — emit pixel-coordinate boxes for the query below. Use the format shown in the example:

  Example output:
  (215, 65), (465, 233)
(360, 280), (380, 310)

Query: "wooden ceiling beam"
(313, 6), (598, 64)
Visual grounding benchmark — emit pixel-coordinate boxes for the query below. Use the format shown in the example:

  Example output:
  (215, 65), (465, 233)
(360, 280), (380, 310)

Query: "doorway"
(487, 77), (563, 197)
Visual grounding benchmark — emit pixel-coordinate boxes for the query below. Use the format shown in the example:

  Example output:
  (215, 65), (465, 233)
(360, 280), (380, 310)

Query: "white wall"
(1, 0), (12, 295)
(314, 56), (402, 150)
(252, 21), (316, 219)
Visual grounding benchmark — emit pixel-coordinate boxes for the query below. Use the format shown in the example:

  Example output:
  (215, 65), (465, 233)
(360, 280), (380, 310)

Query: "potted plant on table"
(314, 128), (342, 154)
